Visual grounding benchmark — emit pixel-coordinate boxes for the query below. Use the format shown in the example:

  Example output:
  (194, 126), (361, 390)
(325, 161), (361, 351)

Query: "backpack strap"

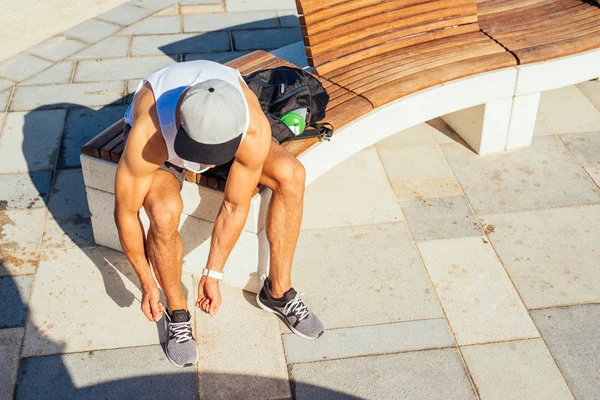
(285, 122), (334, 142)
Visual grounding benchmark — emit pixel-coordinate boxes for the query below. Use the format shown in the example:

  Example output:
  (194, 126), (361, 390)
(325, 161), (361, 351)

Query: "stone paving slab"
(283, 318), (454, 364)
(180, 3), (225, 14)
(0, 110), (66, 173)
(482, 205), (600, 309)
(301, 147), (404, 230)
(560, 131), (600, 166)
(154, 4), (179, 15)
(461, 339), (573, 400)
(97, 3), (156, 26)
(0, 78), (14, 93)
(64, 19), (123, 44)
(586, 164), (600, 187)
(121, 16), (181, 35)
(131, 32), (230, 55)
(538, 86), (600, 134)
(0, 327), (24, 400)
(183, 11), (278, 32)
(401, 196), (482, 241)
(74, 55), (176, 82)
(441, 136), (600, 214)
(0, 275), (33, 328)
(0, 172), (52, 210)
(68, 37), (131, 60)
(0, 208), (46, 255)
(291, 222), (443, 329)
(232, 28), (302, 51)
(47, 169), (90, 220)
(27, 36), (87, 62)
(0, 53), (54, 82)
(418, 237), (539, 345)
(531, 304), (600, 400)
(0, 88), (11, 111)
(21, 62), (74, 86)
(226, 0), (296, 12)
(576, 80), (600, 111)
(376, 123), (438, 148)
(0, 251), (39, 276)
(290, 348), (476, 400)
(10, 81), (125, 111)
(42, 215), (95, 250)
(15, 345), (196, 399)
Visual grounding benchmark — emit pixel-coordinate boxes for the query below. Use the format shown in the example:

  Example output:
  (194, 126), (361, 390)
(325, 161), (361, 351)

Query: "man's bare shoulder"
(236, 80), (271, 169)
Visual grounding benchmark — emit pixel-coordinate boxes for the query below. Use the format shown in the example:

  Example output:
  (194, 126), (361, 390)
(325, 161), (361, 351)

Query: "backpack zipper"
(266, 85), (309, 107)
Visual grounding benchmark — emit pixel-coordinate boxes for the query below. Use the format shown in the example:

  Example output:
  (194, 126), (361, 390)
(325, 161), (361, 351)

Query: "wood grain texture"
(81, 118), (125, 158)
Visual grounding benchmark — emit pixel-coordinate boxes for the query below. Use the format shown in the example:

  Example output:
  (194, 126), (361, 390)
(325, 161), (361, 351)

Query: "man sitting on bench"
(114, 60), (324, 368)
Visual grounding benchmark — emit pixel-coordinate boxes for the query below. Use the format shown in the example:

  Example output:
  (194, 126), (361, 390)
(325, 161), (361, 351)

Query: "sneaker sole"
(163, 317), (199, 368)
(256, 291), (323, 340)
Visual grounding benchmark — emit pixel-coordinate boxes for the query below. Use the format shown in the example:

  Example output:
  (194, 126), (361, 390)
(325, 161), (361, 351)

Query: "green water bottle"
(281, 108), (308, 136)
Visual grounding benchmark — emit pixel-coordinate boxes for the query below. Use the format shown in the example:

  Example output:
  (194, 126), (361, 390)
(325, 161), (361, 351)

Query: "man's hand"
(196, 276), (222, 316)
(141, 285), (164, 322)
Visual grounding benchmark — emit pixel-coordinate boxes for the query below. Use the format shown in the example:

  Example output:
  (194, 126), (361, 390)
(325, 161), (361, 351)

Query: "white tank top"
(124, 60), (250, 173)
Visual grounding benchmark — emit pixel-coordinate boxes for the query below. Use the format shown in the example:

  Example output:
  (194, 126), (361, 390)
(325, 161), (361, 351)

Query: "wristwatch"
(202, 268), (224, 281)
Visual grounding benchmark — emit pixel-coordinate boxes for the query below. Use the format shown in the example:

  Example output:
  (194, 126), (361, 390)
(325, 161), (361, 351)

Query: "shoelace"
(284, 292), (310, 321)
(169, 320), (194, 343)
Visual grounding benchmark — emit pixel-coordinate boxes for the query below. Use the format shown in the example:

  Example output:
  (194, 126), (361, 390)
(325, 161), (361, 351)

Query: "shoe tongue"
(282, 287), (297, 302)
(170, 309), (190, 323)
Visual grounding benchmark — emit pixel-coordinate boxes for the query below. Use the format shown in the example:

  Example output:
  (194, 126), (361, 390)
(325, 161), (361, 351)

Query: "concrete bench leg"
(442, 98), (513, 155)
(506, 92), (541, 151)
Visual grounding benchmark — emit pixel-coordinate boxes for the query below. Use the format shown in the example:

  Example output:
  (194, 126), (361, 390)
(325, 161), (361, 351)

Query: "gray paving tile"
(482, 205), (600, 309)
(27, 36), (87, 62)
(586, 165), (600, 188)
(292, 223), (442, 329)
(277, 9), (300, 27)
(42, 214), (94, 249)
(74, 55), (175, 82)
(131, 32), (230, 55)
(10, 81), (125, 111)
(284, 318), (453, 363)
(0, 53), (53, 82)
(0, 88), (11, 112)
(531, 304), (600, 400)
(461, 339), (572, 400)
(232, 28), (302, 50)
(183, 11), (277, 32)
(0, 275), (33, 328)
(183, 51), (250, 63)
(441, 136), (600, 214)
(153, 4), (179, 16)
(47, 169), (90, 220)
(0, 172), (52, 210)
(226, 0), (295, 12)
(401, 196), (482, 241)
(560, 131), (600, 166)
(0, 251), (39, 276)
(21, 62), (74, 85)
(181, 0), (221, 4)
(0, 110), (66, 173)
(64, 19), (122, 43)
(68, 37), (130, 60)
(0, 78), (14, 93)
(290, 348), (476, 400)
(129, 0), (180, 12)
(121, 16), (181, 35)
(577, 80), (600, 112)
(539, 86), (600, 134)
(97, 3), (155, 26)
(0, 328), (24, 400)
(15, 345), (196, 399)
(59, 106), (128, 168)
(0, 208), (46, 254)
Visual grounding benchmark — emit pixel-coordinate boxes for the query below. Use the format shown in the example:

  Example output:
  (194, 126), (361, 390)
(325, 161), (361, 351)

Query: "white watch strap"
(202, 268), (223, 281)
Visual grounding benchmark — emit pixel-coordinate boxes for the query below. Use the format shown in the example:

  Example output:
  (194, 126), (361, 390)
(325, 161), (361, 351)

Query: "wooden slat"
(110, 141), (125, 162)
(81, 118), (125, 158)
(100, 133), (124, 161)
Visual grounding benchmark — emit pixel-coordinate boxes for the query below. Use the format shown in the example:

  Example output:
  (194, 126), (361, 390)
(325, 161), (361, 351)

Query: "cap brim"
(174, 126), (242, 166)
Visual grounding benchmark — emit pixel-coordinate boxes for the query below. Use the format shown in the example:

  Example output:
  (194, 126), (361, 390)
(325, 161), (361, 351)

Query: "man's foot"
(164, 309), (198, 367)
(256, 278), (324, 340)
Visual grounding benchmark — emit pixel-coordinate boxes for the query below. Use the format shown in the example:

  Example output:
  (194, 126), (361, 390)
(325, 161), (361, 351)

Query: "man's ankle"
(267, 278), (291, 299)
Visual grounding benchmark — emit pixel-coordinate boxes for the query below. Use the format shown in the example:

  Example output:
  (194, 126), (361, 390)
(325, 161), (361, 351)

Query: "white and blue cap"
(174, 78), (249, 165)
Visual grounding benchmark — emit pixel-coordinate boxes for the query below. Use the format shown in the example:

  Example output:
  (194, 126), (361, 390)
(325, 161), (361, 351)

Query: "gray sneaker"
(256, 278), (324, 339)
(164, 309), (198, 367)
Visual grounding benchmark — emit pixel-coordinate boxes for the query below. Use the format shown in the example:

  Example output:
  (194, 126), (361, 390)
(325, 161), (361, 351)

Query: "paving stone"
(586, 164), (600, 187)
(41, 215), (94, 249)
(10, 81), (125, 111)
(181, 0), (221, 4)
(560, 131), (600, 166)
(376, 123), (437, 148)
(0, 208), (46, 254)
(129, 0), (180, 12)
(153, 4), (179, 16)
(533, 113), (553, 135)
(577, 80), (600, 111)
(64, 19), (122, 44)
(401, 196), (482, 241)
(0, 327), (24, 400)
(418, 237), (538, 345)
(0, 110), (66, 173)
(277, 9), (300, 27)
(232, 28), (302, 50)
(131, 32), (230, 55)
(183, 51), (249, 63)
(60, 105), (128, 168)
(74, 55), (176, 82)
(531, 304), (600, 400)
(27, 36), (87, 62)
(121, 16), (181, 35)
(290, 348), (476, 400)
(0, 53), (53, 82)
(97, 3), (155, 26)
(15, 345), (196, 399)
(21, 246), (168, 356)
(292, 223), (442, 329)
(481, 205), (600, 309)
(0, 78), (14, 93)
(0, 251), (39, 276)
(429, 118), (463, 144)
(283, 318), (454, 364)
(21, 62), (74, 85)
(0, 172), (52, 210)
(68, 36), (130, 60)
(461, 339), (573, 400)
(180, 3), (225, 14)
(441, 136), (600, 214)
(183, 11), (277, 32)
(0, 275), (34, 328)
(226, 0), (296, 12)
(538, 85), (600, 134)
(302, 147), (404, 230)
(47, 169), (90, 220)
(195, 285), (290, 399)
(0, 88), (12, 112)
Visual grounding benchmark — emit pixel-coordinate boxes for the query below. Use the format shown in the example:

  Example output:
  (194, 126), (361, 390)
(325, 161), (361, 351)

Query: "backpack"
(244, 66), (334, 144)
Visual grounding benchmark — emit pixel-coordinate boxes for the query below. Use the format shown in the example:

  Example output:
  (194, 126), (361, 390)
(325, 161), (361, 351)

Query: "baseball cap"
(174, 78), (249, 166)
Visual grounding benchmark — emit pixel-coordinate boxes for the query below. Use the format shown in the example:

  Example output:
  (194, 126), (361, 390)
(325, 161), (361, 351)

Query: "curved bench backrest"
(296, 0), (480, 75)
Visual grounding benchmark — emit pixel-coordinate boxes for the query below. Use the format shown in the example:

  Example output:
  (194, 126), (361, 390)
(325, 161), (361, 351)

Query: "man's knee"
(274, 159), (306, 197)
(144, 196), (183, 236)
